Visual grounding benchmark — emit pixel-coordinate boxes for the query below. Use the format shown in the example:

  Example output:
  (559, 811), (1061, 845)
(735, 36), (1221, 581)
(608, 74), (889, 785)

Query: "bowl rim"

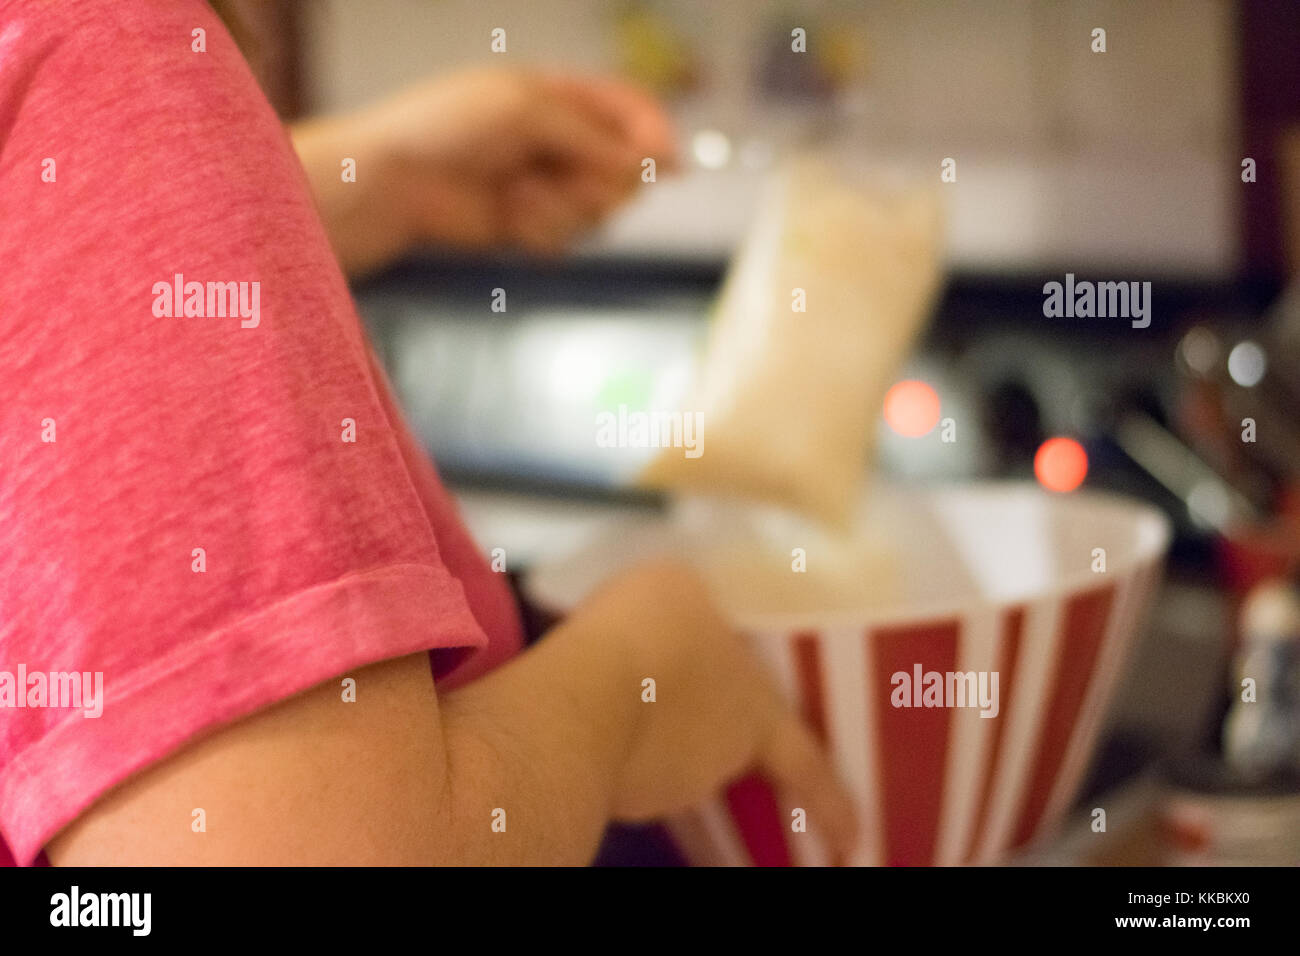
(522, 480), (1174, 633)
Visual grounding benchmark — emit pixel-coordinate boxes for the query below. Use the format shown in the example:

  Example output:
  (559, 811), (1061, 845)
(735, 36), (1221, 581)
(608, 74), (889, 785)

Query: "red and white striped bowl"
(524, 482), (1171, 866)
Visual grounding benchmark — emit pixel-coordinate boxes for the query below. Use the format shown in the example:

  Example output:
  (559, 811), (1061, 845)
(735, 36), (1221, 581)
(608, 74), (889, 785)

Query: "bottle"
(1222, 577), (1300, 777)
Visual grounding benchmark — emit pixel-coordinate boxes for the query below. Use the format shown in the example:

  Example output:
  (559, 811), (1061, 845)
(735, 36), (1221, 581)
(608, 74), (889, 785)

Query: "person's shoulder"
(1, 0), (225, 45)
(0, 0), (328, 341)
(0, 0), (251, 114)
(0, 0), (289, 210)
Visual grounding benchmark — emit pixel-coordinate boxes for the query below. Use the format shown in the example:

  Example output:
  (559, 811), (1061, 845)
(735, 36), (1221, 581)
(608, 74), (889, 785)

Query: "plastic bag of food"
(638, 156), (944, 527)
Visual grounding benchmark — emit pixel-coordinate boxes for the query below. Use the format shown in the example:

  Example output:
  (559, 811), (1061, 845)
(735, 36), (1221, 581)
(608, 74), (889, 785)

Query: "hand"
(293, 68), (679, 275)
(564, 559), (859, 856)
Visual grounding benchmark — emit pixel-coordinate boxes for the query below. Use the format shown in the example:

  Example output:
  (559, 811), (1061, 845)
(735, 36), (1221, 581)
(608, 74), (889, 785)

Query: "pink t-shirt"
(0, 0), (523, 865)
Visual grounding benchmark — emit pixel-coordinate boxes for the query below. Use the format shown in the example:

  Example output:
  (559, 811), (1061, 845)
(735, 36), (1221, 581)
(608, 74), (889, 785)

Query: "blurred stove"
(356, 253), (1279, 560)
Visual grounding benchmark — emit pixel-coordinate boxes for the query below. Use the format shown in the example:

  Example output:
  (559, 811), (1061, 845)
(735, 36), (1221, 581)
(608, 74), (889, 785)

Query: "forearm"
(44, 563), (825, 865)
(45, 619), (645, 866)
(290, 114), (412, 279)
(430, 615), (644, 865)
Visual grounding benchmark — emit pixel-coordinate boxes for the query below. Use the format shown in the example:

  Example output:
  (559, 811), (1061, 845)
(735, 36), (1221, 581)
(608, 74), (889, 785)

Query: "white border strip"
(972, 595), (1062, 863)
(1039, 565), (1150, 831)
(822, 624), (880, 866)
(934, 607), (1000, 865)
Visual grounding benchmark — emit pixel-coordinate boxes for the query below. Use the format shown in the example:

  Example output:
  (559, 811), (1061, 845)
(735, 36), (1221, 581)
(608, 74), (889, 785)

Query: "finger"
(539, 72), (681, 172)
(522, 99), (642, 181)
(551, 167), (635, 225)
(757, 714), (861, 863)
(504, 177), (589, 256)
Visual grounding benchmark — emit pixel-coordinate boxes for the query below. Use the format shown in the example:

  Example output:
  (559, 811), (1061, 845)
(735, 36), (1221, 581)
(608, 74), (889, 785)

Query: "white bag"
(639, 155), (945, 527)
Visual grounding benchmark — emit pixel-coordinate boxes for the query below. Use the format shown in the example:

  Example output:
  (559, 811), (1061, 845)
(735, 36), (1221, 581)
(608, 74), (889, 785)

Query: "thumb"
(757, 714), (860, 864)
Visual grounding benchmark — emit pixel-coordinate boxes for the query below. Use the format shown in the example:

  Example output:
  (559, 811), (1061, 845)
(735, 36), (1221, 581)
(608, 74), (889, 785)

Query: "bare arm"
(46, 562), (855, 865)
